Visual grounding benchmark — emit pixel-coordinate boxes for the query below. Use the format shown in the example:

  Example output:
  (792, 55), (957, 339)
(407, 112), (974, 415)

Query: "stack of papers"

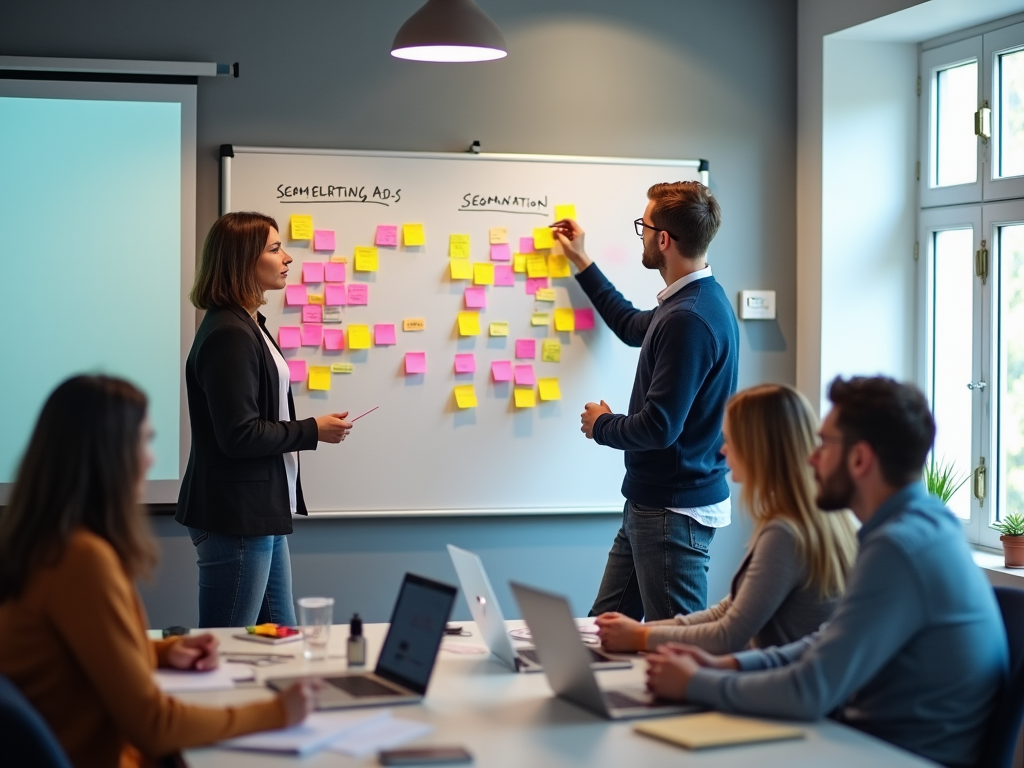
(217, 710), (434, 758)
(154, 663), (253, 692)
(634, 712), (804, 750)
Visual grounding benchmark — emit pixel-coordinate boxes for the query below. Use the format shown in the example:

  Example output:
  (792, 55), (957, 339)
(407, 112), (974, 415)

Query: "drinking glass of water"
(297, 596), (334, 660)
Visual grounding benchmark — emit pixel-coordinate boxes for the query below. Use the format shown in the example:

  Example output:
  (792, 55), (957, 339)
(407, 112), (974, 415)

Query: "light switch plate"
(738, 290), (776, 320)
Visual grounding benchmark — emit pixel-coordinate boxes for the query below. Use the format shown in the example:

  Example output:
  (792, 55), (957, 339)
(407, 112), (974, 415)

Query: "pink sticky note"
(278, 326), (301, 349)
(454, 353), (476, 373)
(374, 323), (396, 345)
(490, 243), (512, 261)
(287, 359), (307, 383)
(574, 308), (596, 330)
(494, 265), (515, 286)
(302, 262), (325, 283)
(491, 360), (513, 382)
(302, 305), (323, 323)
(325, 284), (348, 306)
(526, 277), (549, 295)
(348, 284), (368, 305)
(464, 286), (487, 309)
(519, 236), (534, 252)
(375, 225), (399, 246)
(324, 262), (346, 282)
(323, 328), (346, 350)
(300, 324), (323, 346)
(285, 285), (308, 306)
(405, 351), (427, 374)
(313, 230), (336, 251)
(515, 339), (536, 359)
(514, 364), (536, 386)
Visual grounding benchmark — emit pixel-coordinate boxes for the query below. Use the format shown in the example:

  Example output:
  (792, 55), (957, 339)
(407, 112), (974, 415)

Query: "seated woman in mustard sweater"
(596, 384), (859, 654)
(0, 375), (317, 768)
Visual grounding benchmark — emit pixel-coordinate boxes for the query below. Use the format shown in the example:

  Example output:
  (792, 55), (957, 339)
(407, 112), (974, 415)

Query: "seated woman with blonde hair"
(0, 375), (317, 768)
(596, 384), (858, 654)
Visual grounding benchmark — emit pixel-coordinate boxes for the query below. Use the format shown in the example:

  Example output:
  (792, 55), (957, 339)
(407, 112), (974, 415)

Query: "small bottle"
(347, 613), (366, 667)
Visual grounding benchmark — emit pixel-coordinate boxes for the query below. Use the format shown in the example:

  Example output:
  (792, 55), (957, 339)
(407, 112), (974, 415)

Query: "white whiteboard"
(223, 146), (707, 516)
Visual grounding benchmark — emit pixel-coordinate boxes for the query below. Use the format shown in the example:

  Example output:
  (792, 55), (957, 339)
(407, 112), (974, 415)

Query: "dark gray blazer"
(175, 305), (318, 536)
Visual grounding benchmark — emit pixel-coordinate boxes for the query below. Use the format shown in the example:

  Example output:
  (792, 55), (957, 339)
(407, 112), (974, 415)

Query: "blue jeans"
(589, 501), (715, 621)
(187, 528), (297, 628)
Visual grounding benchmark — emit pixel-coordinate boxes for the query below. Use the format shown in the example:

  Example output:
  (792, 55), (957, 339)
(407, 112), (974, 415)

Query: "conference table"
(178, 621), (937, 767)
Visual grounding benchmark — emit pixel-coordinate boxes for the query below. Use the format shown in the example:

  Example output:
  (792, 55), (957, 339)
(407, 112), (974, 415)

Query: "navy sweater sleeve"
(574, 263), (653, 347)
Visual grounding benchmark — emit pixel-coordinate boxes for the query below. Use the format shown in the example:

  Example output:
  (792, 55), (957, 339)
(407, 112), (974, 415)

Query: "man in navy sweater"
(552, 181), (739, 621)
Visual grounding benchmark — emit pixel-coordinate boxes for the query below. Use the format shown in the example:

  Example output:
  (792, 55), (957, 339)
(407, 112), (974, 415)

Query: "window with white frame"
(920, 19), (1024, 547)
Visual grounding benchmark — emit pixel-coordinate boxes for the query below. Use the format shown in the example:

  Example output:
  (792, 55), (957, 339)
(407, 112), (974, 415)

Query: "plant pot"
(1001, 535), (1024, 568)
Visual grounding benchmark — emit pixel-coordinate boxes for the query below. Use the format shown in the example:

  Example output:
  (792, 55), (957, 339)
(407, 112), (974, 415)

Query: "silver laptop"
(510, 581), (704, 720)
(447, 544), (630, 673)
(267, 573), (456, 709)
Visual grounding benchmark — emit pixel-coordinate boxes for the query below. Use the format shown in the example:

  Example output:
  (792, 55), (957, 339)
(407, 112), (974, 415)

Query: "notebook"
(634, 712), (804, 749)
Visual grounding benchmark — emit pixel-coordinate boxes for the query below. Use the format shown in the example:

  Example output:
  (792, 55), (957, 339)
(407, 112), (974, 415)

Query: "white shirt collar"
(657, 264), (712, 305)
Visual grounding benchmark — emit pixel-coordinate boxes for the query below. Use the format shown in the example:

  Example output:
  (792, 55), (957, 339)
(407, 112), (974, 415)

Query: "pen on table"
(351, 406), (379, 422)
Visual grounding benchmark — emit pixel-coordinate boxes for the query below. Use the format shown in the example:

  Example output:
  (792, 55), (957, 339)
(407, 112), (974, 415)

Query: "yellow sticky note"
(538, 378), (562, 401)
(331, 363), (354, 374)
(450, 234), (471, 259)
(513, 253), (529, 273)
(354, 246), (378, 272)
(454, 384), (478, 409)
(532, 227), (555, 250)
(554, 204), (577, 221)
(541, 339), (561, 362)
(403, 223), (425, 246)
(473, 263), (494, 285)
(489, 227), (508, 244)
(348, 324), (371, 349)
(458, 311), (481, 336)
(514, 388), (537, 408)
(531, 312), (549, 326)
(403, 318), (426, 332)
(450, 259), (473, 280)
(535, 288), (556, 302)
(290, 214), (314, 240)
(308, 366), (331, 391)
(548, 254), (571, 279)
(526, 254), (549, 278)
(554, 308), (576, 332)
(489, 321), (509, 337)
(307, 294), (324, 305)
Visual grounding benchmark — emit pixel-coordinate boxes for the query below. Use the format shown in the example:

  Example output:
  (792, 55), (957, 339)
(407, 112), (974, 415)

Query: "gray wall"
(1, 0), (792, 626)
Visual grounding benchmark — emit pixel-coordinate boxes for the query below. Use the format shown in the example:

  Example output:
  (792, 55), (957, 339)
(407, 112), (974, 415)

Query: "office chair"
(0, 675), (73, 768)
(975, 586), (1024, 768)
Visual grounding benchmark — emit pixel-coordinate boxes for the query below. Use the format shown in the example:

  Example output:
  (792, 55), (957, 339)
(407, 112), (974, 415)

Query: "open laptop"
(447, 544), (630, 673)
(267, 573), (456, 709)
(511, 581), (704, 720)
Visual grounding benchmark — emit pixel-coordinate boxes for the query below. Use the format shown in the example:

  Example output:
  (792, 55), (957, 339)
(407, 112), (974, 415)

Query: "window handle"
(967, 381), (987, 391)
(976, 101), (991, 141)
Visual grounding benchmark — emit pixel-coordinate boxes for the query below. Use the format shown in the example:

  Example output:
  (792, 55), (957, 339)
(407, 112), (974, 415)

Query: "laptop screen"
(375, 574), (457, 694)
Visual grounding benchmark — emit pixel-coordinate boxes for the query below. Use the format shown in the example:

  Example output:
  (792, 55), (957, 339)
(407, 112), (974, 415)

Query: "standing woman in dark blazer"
(176, 212), (351, 628)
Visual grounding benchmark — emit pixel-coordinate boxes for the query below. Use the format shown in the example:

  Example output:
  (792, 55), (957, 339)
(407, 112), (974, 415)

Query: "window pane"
(935, 62), (978, 187)
(998, 49), (1024, 179)
(999, 224), (1024, 522)
(932, 228), (974, 519)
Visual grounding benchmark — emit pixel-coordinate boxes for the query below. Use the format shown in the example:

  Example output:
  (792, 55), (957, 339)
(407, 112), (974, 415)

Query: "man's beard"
(816, 456), (855, 511)
(641, 236), (664, 271)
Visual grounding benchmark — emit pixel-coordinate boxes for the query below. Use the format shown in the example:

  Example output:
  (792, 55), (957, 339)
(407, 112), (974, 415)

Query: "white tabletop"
(179, 621), (937, 767)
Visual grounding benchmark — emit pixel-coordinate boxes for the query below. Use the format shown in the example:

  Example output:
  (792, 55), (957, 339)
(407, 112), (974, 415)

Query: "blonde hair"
(726, 384), (858, 598)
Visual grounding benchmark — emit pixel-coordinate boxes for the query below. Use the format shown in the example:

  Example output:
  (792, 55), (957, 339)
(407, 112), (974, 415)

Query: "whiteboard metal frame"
(296, 505), (622, 519)
(0, 55), (223, 78)
(221, 145), (709, 214)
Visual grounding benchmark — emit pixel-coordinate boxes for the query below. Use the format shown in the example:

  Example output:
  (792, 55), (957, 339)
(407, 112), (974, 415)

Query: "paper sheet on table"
(154, 663), (250, 693)
(325, 715), (435, 758)
(219, 710), (390, 756)
(634, 713), (804, 751)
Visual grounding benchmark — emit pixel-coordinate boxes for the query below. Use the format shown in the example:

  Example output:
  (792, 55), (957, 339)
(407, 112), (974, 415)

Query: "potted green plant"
(994, 513), (1024, 568)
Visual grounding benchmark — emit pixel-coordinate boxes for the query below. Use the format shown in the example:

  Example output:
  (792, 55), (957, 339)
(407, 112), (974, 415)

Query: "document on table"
(634, 712), (804, 750)
(153, 663), (253, 692)
(325, 715), (435, 757)
(218, 710), (391, 756)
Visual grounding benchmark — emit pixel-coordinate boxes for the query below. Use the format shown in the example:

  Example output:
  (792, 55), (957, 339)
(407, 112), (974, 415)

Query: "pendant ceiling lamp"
(391, 0), (507, 63)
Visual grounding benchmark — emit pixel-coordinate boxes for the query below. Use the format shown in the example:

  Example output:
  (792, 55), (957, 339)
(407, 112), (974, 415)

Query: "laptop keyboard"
(326, 676), (404, 697)
(604, 690), (647, 709)
(518, 648), (608, 665)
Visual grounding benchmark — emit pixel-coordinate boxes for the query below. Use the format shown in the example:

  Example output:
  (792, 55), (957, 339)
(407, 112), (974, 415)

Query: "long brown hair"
(727, 384), (858, 598)
(0, 375), (157, 601)
(190, 211), (278, 310)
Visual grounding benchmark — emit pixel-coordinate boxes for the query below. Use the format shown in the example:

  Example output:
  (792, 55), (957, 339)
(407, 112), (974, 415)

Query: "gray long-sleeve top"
(686, 483), (1008, 768)
(645, 519), (842, 653)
